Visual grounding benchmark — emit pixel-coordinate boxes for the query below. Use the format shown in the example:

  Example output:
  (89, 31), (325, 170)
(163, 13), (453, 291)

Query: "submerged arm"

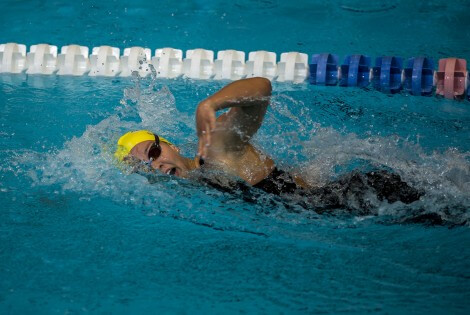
(196, 77), (272, 158)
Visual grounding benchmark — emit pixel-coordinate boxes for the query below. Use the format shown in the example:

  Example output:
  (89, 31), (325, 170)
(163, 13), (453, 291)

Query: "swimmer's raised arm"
(196, 77), (272, 158)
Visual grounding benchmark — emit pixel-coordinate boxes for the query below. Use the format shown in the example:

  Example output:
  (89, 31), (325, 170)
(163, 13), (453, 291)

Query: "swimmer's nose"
(150, 160), (164, 172)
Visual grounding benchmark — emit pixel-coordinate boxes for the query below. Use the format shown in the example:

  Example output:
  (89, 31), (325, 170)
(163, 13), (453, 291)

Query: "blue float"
(339, 54), (371, 87)
(403, 57), (434, 96)
(309, 53), (339, 85)
(372, 56), (403, 93)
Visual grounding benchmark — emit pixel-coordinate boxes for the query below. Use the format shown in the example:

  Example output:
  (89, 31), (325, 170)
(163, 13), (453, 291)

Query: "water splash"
(117, 72), (194, 146)
(294, 127), (470, 225)
(5, 74), (469, 228)
(255, 92), (469, 225)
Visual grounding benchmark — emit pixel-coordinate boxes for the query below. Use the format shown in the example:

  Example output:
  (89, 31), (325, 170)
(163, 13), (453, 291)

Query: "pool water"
(1, 0), (470, 313)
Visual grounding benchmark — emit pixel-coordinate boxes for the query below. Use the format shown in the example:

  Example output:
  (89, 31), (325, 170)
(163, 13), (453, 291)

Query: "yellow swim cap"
(114, 130), (173, 161)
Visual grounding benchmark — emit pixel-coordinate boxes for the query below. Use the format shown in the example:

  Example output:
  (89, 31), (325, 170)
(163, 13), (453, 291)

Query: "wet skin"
(130, 140), (194, 178)
(126, 78), (308, 187)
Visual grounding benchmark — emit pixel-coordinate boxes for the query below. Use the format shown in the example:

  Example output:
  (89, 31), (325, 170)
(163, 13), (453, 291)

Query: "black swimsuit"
(253, 168), (423, 213)
(199, 159), (423, 211)
(252, 167), (300, 195)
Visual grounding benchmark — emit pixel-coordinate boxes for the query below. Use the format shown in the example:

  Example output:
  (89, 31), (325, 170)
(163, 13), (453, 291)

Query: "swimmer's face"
(129, 140), (188, 177)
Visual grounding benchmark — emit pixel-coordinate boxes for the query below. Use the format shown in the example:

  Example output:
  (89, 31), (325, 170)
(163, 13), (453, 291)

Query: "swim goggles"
(143, 134), (164, 166)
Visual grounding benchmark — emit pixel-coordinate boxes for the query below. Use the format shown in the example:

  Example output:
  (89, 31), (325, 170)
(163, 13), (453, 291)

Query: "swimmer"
(115, 78), (422, 211)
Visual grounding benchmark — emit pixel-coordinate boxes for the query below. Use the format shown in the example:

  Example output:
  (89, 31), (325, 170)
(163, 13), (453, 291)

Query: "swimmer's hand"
(195, 78), (272, 159)
(196, 100), (216, 158)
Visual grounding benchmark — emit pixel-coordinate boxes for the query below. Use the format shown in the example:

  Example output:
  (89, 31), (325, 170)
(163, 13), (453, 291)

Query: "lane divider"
(214, 50), (245, 81)
(89, 46), (120, 77)
(0, 42), (469, 101)
(57, 45), (90, 76)
(403, 57), (434, 96)
(152, 48), (183, 79)
(339, 55), (371, 88)
(26, 44), (58, 75)
(372, 56), (403, 94)
(436, 58), (468, 100)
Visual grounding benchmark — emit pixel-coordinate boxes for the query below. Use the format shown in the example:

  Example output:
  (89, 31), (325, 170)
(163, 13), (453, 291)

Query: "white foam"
(8, 76), (469, 227)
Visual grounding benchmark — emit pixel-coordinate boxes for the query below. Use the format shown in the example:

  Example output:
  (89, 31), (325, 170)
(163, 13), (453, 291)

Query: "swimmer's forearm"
(196, 78), (271, 158)
(200, 77), (272, 111)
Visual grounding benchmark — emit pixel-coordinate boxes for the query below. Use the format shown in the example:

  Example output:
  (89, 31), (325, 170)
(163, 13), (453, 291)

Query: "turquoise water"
(1, 0), (470, 313)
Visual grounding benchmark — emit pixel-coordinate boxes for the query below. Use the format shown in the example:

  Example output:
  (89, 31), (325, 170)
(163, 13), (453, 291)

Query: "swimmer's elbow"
(252, 77), (272, 97)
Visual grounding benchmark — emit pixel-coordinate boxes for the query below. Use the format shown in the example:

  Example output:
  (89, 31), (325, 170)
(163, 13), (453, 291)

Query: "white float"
(26, 44), (58, 75)
(151, 48), (183, 78)
(0, 43), (27, 73)
(119, 47), (151, 77)
(214, 49), (246, 80)
(57, 45), (90, 76)
(245, 50), (277, 80)
(183, 48), (214, 80)
(89, 46), (120, 77)
(276, 52), (308, 83)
